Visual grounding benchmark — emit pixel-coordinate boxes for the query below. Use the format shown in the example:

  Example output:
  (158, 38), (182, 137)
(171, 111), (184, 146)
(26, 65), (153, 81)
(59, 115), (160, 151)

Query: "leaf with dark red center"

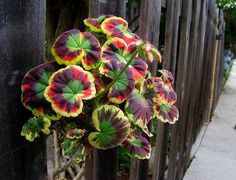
(100, 59), (135, 103)
(102, 38), (148, 82)
(122, 131), (151, 159)
(51, 29), (101, 69)
(88, 105), (130, 149)
(66, 128), (85, 139)
(90, 71), (105, 95)
(153, 77), (177, 104)
(154, 99), (179, 124)
(21, 61), (62, 120)
(101, 16), (128, 36)
(44, 65), (96, 117)
(158, 69), (174, 84)
(113, 30), (142, 45)
(125, 89), (154, 137)
(84, 15), (113, 33)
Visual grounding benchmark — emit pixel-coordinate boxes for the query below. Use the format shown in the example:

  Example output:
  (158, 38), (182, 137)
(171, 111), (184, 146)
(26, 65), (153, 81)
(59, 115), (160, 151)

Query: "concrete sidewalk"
(184, 61), (236, 180)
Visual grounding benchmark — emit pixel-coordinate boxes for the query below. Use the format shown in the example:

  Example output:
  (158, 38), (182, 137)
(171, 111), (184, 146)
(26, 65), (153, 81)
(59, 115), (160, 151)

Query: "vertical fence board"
(99, 0), (126, 18)
(89, 0), (99, 17)
(153, 0), (177, 179)
(94, 148), (118, 180)
(166, 0), (182, 179)
(0, 0), (46, 179)
(192, 0), (209, 138)
(86, 0), (225, 180)
(175, 0), (193, 179)
(89, 1), (126, 180)
(216, 10), (225, 99)
(182, 0), (202, 174)
(129, 0), (162, 179)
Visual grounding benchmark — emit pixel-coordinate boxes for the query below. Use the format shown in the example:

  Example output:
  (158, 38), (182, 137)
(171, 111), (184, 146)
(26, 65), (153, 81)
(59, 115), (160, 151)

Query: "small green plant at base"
(20, 15), (179, 179)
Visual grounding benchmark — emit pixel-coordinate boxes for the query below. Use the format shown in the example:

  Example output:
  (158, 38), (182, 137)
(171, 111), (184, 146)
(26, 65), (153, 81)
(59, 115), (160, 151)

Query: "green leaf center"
(62, 80), (84, 103)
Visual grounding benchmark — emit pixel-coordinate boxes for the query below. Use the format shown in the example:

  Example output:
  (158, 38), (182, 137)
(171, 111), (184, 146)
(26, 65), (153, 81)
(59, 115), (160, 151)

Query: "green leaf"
(122, 131), (151, 159)
(62, 139), (86, 164)
(44, 65), (96, 117)
(21, 61), (62, 120)
(21, 117), (51, 141)
(66, 128), (85, 139)
(125, 89), (154, 137)
(88, 105), (130, 149)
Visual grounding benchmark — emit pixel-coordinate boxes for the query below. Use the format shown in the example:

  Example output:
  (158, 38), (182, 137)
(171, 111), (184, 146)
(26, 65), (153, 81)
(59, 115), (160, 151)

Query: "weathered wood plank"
(181, 0), (202, 173)
(166, 0), (182, 179)
(89, 0), (99, 17)
(192, 0), (209, 139)
(174, 0), (193, 178)
(94, 148), (119, 180)
(90, 1), (126, 180)
(99, 0), (126, 18)
(153, 0), (177, 179)
(152, 124), (169, 180)
(129, 0), (162, 179)
(0, 0), (46, 179)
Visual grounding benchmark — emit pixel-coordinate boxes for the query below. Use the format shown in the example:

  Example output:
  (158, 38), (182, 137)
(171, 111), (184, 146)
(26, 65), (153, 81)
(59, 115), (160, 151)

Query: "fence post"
(129, 0), (162, 179)
(0, 0), (46, 179)
(89, 1), (126, 180)
(152, 0), (178, 179)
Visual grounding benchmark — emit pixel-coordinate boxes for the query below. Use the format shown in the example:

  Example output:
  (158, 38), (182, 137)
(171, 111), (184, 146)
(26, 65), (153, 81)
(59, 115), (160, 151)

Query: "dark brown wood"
(0, 0), (46, 179)
(94, 148), (119, 180)
(152, 124), (169, 180)
(192, 0), (209, 139)
(153, 0), (177, 179)
(129, 1), (162, 179)
(84, 153), (94, 180)
(174, 0), (193, 178)
(166, 0), (182, 177)
(98, 0), (126, 18)
(89, 0), (99, 17)
(86, 1), (225, 180)
(147, 0), (162, 74)
(91, 1), (126, 180)
(181, 0), (202, 175)
(129, 158), (139, 180)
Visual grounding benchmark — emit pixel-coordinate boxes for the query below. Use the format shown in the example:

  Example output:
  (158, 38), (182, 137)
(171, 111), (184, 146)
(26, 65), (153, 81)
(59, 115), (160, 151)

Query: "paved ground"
(184, 61), (236, 180)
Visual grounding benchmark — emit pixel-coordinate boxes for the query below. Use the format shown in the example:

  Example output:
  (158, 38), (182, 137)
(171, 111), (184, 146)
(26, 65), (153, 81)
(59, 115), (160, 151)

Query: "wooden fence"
(0, 0), (224, 179)
(85, 0), (225, 180)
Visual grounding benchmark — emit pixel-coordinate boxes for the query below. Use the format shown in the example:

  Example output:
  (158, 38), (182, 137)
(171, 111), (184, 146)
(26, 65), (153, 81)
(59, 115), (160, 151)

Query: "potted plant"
(20, 15), (179, 179)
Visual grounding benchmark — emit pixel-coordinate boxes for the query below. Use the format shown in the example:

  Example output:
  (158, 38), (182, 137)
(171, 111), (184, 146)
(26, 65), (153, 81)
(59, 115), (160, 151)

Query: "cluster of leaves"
(217, 0), (236, 9)
(21, 15), (179, 162)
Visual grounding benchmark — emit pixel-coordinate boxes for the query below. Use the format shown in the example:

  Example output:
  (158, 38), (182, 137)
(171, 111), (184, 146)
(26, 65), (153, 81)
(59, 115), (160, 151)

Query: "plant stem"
(53, 129), (62, 179)
(73, 168), (85, 180)
(53, 159), (74, 179)
(96, 42), (144, 102)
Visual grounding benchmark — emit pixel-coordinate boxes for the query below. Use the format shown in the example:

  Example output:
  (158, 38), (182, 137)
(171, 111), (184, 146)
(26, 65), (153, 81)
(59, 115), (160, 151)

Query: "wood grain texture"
(0, 0), (46, 179)
(98, 0), (126, 18)
(129, 0), (162, 179)
(94, 148), (118, 180)
(90, 1), (126, 180)
(153, 0), (177, 179)
(166, 0), (182, 179)
(181, 0), (202, 175)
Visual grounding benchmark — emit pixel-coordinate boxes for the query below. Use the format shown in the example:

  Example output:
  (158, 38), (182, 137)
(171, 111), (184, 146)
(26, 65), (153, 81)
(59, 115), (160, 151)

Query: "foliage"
(20, 15), (179, 175)
(217, 0), (236, 54)
(118, 146), (131, 173)
(224, 8), (236, 54)
(217, 0), (236, 9)
(223, 49), (234, 85)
